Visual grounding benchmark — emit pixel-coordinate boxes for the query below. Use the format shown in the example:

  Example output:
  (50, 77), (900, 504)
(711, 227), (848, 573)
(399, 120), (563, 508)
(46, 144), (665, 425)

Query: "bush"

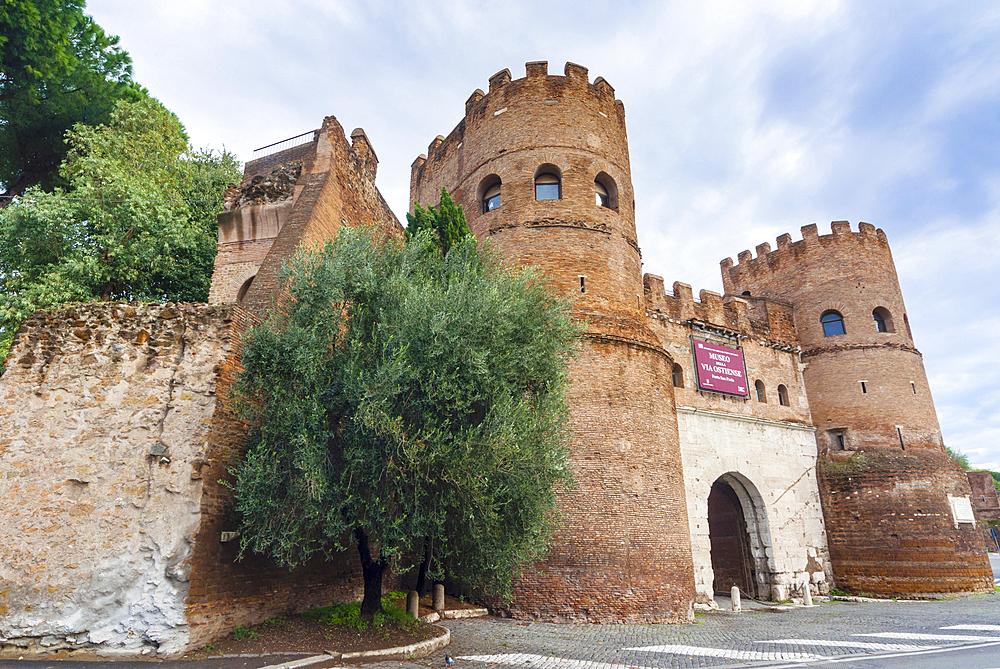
(303, 592), (417, 631)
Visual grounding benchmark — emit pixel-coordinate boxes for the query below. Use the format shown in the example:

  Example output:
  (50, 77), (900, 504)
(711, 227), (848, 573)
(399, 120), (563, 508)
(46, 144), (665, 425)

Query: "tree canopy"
(0, 0), (143, 198)
(405, 187), (472, 255)
(232, 226), (576, 617)
(0, 96), (240, 367)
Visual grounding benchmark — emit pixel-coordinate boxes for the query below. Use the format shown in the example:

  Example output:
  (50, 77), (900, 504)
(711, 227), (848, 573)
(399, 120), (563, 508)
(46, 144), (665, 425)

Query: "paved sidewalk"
(3, 589), (997, 668)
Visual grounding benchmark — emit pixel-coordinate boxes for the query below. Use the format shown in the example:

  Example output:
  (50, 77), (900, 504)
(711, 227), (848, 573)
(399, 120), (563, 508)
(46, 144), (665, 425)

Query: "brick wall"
(821, 448), (993, 595)
(410, 62), (696, 622)
(723, 222), (992, 595)
(183, 305), (368, 649)
(242, 119), (401, 313)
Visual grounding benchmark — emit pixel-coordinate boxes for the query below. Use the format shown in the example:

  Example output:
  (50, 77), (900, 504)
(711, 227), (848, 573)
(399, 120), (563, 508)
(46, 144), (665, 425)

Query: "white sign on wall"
(948, 495), (976, 528)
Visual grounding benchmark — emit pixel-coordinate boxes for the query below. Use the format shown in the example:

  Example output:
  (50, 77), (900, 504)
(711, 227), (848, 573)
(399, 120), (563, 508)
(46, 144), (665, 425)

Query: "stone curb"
(831, 595), (931, 603)
(420, 607), (489, 622)
(340, 624), (450, 660)
(256, 624), (451, 668)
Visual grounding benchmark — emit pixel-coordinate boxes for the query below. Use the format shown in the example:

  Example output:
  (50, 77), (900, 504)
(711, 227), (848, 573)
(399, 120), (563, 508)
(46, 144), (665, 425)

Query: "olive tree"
(232, 226), (576, 618)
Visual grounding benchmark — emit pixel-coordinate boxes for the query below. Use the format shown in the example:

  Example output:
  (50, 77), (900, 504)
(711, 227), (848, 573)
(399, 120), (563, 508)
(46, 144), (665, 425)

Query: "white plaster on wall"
(677, 407), (832, 606)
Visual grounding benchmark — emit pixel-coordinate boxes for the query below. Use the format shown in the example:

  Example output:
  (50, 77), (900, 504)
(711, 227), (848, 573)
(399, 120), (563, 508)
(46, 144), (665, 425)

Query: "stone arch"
(707, 472), (776, 600)
(216, 262), (260, 305)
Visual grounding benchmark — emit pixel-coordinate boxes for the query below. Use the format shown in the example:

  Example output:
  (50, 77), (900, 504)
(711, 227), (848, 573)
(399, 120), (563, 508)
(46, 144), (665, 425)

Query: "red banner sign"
(693, 340), (748, 397)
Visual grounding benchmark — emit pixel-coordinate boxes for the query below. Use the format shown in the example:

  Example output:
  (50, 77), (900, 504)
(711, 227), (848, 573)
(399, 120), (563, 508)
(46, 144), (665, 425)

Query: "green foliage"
(0, 97), (240, 372)
(992, 471), (1000, 491)
(303, 593), (416, 630)
(945, 445), (971, 471)
(0, 0), (144, 196)
(232, 226), (576, 605)
(405, 187), (472, 255)
(232, 625), (258, 641)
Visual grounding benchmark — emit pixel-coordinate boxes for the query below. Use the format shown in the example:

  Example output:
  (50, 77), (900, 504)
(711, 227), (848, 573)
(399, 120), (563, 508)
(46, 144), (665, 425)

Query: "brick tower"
(722, 222), (992, 596)
(411, 61), (696, 622)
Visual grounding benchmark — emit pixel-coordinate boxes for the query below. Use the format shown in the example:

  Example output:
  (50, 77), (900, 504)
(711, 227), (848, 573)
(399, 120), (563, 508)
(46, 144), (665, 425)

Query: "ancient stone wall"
(181, 305), (366, 649)
(0, 303), (230, 657)
(510, 338), (694, 623)
(967, 470), (1000, 524)
(0, 304), (369, 657)
(208, 201), (291, 304)
(821, 449), (993, 595)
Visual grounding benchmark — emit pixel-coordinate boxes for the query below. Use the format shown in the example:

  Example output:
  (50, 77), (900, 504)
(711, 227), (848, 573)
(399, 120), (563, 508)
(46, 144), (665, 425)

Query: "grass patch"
(233, 625), (259, 641)
(303, 592), (417, 631)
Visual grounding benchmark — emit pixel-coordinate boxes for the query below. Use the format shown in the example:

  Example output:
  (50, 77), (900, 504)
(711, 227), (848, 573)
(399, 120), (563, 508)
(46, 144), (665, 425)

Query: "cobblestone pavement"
(3, 590), (998, 668)
(364, 590), (1000, 669)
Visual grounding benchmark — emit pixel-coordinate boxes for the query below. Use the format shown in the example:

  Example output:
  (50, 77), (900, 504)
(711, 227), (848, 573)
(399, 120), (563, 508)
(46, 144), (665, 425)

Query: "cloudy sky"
(86, 0), (999, 469)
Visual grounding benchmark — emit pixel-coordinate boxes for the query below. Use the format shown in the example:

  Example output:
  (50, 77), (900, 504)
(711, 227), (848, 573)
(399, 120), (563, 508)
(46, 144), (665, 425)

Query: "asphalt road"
(4, 566), (999, 669)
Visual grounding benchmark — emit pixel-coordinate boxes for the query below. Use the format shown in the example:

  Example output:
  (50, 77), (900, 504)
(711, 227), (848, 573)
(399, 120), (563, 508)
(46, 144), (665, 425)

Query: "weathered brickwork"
(412, 61), (696, 622)
(642, 280), (831, 605)
(182, 305), (369, 649)
(821, 449), (992, 595)
(967, 471), (1000, 521)
(723, 222), (992, 595)
(208, 117), (402, 310)
(2, 60), (991, 658)
(207, 201), (290, 304)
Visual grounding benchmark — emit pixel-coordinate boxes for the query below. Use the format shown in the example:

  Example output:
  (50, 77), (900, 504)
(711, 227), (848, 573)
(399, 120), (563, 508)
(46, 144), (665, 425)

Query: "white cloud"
(85, 0), (1000, 468)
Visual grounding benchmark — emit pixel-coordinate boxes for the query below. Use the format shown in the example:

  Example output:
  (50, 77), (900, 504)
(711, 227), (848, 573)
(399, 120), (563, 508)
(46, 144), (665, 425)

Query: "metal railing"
(250, 130), (319, 161)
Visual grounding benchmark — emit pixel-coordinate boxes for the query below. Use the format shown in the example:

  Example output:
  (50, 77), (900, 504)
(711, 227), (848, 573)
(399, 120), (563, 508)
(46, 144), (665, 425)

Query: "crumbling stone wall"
(0, 304), (368, 658)
(0, 303), (231, 657)
(208, 118), (402, 308)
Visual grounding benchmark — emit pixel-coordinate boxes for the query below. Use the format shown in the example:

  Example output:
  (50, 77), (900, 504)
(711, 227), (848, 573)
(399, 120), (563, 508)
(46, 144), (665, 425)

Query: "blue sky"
(86, 0), (1000, 469)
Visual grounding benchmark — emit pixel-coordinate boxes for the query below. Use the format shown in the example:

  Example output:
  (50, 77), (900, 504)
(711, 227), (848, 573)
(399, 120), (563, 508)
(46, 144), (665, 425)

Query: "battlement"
(721, 221), (894, 297)
(244, 117), (379, 187)
(722, 220), (887, 272)
(411, 61), (626, 187)
(644, 275), (797, 345)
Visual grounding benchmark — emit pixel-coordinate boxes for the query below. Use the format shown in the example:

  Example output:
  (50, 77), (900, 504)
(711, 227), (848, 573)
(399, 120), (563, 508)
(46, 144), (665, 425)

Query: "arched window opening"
(594, 172), (618, 210)
(777, 384), (789, 406)
(741, 291), (752, 297)
(483, 182), (501, 213)
(535, 172), (561, 200)
(872, 307), (894, 333)
(672, 364), (684, 389)
(754, 379), (766, 403)
(237, 275), (255, 303)
(595, 181), (610, 207)
(478, 175), (502, 214)
(820, 310), (846, 337)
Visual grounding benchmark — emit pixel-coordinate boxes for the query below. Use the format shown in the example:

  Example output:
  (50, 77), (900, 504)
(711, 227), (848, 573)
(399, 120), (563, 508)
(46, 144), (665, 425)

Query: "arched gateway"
(707, 473), (774, 599)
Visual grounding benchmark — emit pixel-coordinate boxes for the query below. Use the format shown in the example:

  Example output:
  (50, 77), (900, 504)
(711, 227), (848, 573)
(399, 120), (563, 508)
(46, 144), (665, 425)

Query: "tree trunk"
(355, 527), (388, 620)
(416, 535), (434, 597)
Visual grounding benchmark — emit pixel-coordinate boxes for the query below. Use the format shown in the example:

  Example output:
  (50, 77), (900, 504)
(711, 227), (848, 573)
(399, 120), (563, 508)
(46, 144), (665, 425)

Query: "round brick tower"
(411, 61), (695, 622)
(722, 222), (992, 596)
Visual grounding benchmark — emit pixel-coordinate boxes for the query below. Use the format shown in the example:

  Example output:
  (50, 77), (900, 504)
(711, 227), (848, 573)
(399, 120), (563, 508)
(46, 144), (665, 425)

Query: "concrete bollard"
(407, 590), (420, 618)
(730, 585), (741, 611)
(802, 582), (813, 607)
(434, 583), (445, 612)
